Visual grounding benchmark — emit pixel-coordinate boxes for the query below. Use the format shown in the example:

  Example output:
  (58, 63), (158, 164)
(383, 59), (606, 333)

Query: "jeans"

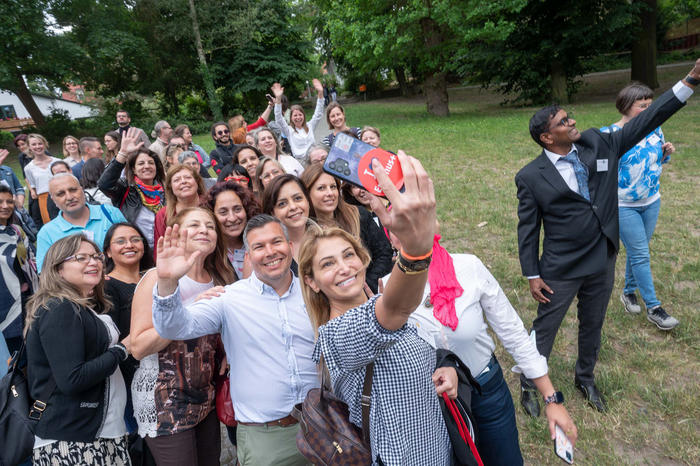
(619, 198), (661, 309)
(471, 356), (523, 466)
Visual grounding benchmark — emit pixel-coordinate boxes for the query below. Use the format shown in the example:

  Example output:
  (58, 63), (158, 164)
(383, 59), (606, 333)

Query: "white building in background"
(0, 90), (98, 121)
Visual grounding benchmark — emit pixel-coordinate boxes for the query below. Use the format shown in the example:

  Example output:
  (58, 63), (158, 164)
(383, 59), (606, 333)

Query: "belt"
(238, 414), (298, 428)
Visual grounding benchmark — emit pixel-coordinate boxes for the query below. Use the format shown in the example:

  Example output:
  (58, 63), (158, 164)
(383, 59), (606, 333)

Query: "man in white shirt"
(152, 214), (316, 466)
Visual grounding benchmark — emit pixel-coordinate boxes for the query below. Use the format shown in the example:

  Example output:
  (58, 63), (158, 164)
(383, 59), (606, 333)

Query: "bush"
(0, 131), (14, 147)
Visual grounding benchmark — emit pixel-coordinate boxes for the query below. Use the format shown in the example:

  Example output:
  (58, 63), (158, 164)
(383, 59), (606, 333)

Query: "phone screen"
(554, 425), (574, 464)
(323, 133), (403, 197)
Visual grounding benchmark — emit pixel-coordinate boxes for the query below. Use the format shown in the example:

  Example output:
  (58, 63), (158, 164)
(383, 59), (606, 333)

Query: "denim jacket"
(0, 166), (25, 196)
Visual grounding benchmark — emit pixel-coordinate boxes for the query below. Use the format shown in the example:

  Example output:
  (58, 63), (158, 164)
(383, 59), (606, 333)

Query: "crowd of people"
(0, 61), (697, 466)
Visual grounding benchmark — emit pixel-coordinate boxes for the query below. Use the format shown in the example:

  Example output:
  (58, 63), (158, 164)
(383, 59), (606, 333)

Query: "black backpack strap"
(360, 361), (374, 446)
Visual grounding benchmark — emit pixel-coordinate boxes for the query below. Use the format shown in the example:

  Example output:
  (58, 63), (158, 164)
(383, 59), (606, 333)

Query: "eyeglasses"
(216, 129), (230, 136)
(64, 253), (105, 264)
(111, 236), (144, 246)
(551, 113), (574, 129)
(172, 144), (186, 149)
(225, 176), (249, 183)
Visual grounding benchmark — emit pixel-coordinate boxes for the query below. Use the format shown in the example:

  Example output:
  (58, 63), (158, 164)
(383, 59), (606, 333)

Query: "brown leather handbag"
(292, 359), (374, 465)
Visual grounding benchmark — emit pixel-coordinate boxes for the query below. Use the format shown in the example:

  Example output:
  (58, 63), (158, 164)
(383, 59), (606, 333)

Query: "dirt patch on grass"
(613, 442), (684, 466)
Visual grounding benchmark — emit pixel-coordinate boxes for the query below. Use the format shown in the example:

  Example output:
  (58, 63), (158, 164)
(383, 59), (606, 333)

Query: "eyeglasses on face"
(63, 253), (105, 264)
(216, 129), (230, 136)
(111, 236), (144, 246)
(551, 113), (574, 129)
(225, 176), (250, 183)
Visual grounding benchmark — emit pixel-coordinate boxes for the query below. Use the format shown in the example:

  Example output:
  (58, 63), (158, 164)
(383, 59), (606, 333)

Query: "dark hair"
(217, 164), (254, 190)
(0, 184), (12, 196)
(211, 121), (229, 139)
(529, 105), (562, 148)
(207, 180), (261, 240)
(262, 174), (316, 218)
(13, 134), (28, 148)
(615, 82), (654, 115)
(125, 149), (165, 185)
(50, 160), (71, 174)
(242, 214), (288, 250)
(80, 158), (106, 189)
(341, 182), (362, 207)
(0, 185), (17, 225)
(79, 136), (100, 155)
(232, 144), (263, 165)
(103, 222), (154, 274)
(116, 109), (130, 117)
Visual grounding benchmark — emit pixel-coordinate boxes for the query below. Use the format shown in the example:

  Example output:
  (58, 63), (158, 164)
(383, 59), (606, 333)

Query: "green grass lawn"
(3, 65), (697, 464)
(337, 69), (699, 465)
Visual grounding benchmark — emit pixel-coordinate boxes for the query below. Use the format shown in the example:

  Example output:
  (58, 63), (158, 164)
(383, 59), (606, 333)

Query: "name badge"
(414, 322), (437, 350)
(596, 159), (608, 172)
(647, 134), (661, 146)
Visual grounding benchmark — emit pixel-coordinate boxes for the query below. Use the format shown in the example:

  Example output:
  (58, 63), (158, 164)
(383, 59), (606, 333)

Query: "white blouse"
(383, 254), (548, 379)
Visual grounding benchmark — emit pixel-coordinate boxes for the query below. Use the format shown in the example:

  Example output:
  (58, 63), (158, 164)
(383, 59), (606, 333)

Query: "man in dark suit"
(516, 60), (699, 415)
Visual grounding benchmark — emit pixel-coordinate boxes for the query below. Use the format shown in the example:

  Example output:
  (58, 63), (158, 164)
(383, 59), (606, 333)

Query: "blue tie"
(562, 152), (590, 201)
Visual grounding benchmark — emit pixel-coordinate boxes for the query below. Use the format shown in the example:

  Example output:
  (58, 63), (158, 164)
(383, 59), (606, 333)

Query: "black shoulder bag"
(0, 344), (56, 466)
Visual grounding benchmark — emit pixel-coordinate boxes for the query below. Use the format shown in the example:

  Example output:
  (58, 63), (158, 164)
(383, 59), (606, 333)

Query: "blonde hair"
(27, 133), (49, 152)
(360, 126), (380, 140)
(298, 225), (371, 333)
(25, 235), (111, 336)
(300, 163), (360, 237)
(164, 165), (205, 220)
(228, 115), (245, 132)
(62, 135), (80, 158)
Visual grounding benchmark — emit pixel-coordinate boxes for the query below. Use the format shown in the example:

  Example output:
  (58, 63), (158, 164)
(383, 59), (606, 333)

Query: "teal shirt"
(36, 203), (126, 271)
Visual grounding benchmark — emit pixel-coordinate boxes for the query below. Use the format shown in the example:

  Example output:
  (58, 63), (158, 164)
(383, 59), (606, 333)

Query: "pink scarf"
(428, 235), (463, 330)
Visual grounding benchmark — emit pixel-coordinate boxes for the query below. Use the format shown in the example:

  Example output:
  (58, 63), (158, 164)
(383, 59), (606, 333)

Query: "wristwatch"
(686, 74), (700, 86)
(396, 253), (432, 275)
(544, 391), (564, 406)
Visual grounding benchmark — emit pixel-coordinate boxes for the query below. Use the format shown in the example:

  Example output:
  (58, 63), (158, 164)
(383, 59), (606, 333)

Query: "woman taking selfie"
(381, 227), (578, 466)
(301, 163), (393, 293)
(270, 79), (325, 160)
(25, 235), (131, 464)
(99, 128), (167, 250)
(320, 102), (361, 147)
(207, 181), (260, 279)
(298, 152), (453, 465)
(262, 174), (315, 274)
(252, 127), (304, 176)
(153, 165), (206, 253)
(130, 207), (233, 465)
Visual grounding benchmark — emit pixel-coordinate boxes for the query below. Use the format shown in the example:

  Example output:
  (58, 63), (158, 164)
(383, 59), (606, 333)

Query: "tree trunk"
(419, 17), (449, 116)
(12, 70), (46, 127)
(187, 0), (222, 120)
(394, 67), (410, 97)
(551, 60), (568, 104)
(631, 0), (658, 89)
(424, 72), (449, 116)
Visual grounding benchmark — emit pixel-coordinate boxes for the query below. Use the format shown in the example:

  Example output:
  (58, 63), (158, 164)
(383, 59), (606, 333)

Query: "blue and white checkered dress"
(314, 295), (452, 466)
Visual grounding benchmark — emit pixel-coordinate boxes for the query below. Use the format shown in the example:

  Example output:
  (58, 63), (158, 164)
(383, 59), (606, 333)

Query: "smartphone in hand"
(265, 94), (275, 105)
(554, 425), (574, 464)
(323, 132), (403, 198)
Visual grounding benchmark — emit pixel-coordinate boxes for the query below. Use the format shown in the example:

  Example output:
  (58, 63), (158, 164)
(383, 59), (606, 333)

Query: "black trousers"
(521, 253), (616, 387)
